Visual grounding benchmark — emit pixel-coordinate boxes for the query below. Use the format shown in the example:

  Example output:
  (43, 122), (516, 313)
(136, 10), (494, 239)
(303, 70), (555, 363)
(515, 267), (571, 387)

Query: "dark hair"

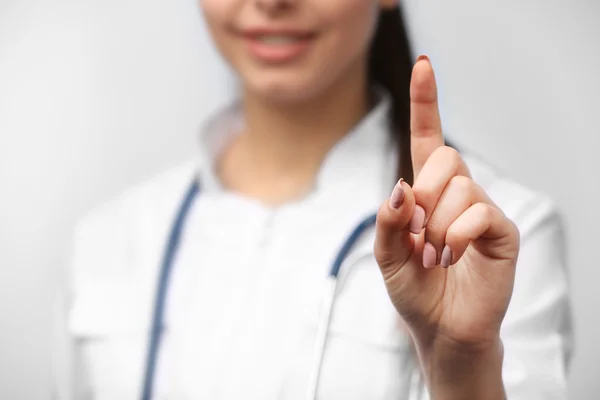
(369, 6), (415, 185)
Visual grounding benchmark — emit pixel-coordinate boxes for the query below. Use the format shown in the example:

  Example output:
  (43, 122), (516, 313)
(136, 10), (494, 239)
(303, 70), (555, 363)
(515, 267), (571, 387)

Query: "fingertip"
(399, 178), (414, 198)
(411, 57), (437, 102)
(408, 205), (425, 234)
(440, 245), (453, 268)
(377, 179), (415, 231)
(443, 231), (468, 267)
(375, 181), (417, 272)
(416, 54), (430, 63)
(389, 178), (405, 210)
(423, 241), (437, 269)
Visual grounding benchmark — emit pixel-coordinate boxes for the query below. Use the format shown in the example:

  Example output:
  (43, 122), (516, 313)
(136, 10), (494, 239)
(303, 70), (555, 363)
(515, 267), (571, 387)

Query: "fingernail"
(408, 205), (425, 234)
(389, 178), (405, 209)
(440, 245), (453, 268)
(416, 54), (430, 63)
(423, 242), (437, 268)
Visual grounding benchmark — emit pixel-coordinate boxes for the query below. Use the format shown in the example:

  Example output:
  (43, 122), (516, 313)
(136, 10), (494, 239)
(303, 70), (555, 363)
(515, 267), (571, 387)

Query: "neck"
(219, 64), (371, 205)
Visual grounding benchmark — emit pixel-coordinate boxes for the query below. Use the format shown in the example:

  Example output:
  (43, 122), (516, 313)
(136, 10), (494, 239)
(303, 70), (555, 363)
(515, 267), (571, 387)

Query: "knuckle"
(415, 185), (437, 205)
(476, 202), (494, 219)
(376, 203), (393, 226)
(449, 175), (472, 193)
(513, 222), (521, 244)
(437, 146), (462, 170)
(445, 223), (458, 240)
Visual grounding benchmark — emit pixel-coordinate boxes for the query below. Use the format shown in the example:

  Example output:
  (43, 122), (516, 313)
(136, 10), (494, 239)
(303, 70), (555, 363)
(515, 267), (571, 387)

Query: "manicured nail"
(440, 245), (453, 268)
(416, 54), (430, 63)
(423, 242), (437, 268)
(408, 205), (425, 234)
(389, 178), (405, 209)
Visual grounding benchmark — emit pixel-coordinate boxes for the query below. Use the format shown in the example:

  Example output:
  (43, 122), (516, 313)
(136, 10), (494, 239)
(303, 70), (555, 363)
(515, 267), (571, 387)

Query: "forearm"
(419, 337), (506, 400)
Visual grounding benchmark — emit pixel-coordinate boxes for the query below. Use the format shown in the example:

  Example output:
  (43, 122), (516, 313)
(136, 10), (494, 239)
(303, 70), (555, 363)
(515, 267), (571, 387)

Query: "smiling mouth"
(241, 31), (317, 63)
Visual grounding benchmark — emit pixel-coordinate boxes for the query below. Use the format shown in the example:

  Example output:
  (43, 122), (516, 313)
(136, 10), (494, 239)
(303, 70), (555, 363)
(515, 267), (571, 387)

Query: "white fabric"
(52, 92), (572, 399)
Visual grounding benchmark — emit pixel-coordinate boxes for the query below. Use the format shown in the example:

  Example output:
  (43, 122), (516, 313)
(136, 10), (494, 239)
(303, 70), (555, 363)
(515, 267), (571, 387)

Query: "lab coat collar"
(195, 87), (396, 200)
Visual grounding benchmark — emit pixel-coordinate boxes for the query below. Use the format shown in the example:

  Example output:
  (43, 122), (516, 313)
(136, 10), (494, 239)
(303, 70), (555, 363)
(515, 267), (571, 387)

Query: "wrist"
(417, 335), (506, 400)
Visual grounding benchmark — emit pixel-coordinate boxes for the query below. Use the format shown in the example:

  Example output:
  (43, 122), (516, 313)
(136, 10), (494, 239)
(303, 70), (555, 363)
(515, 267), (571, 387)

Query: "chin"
(246, 73), (327, 105)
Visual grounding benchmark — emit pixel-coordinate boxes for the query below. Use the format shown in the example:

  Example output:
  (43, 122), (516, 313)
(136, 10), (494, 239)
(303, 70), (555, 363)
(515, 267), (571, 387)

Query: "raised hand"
(374, 56), (519, 398)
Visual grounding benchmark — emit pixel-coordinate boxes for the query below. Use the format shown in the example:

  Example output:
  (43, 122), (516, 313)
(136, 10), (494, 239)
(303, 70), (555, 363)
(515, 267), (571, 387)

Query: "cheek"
(321, 1), (379, 69)
(199, 0), (236, 57)
(325, 0), (380, 43)
(291, 1), (377, 91)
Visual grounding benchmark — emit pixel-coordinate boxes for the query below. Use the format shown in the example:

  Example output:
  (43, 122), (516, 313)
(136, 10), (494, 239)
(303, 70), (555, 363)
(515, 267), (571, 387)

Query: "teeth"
(257, 35), (300, 45)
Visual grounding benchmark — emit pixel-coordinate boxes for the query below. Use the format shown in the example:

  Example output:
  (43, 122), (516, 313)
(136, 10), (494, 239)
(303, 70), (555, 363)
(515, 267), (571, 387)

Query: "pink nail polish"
(389, 179), (405, 209)
(408, 205), (425, 234)
(440, 245), (453, 268)
(423, 242), (437, 268)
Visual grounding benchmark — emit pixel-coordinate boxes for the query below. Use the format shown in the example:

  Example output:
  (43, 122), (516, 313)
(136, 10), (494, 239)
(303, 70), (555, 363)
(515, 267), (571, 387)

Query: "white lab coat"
(52, 93), (572, 399)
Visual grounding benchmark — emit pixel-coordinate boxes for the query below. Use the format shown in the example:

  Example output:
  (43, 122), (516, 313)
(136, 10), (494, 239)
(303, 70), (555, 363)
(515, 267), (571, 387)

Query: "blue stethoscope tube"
(140, 179), (422, 400)
(141, 179), (200, 400)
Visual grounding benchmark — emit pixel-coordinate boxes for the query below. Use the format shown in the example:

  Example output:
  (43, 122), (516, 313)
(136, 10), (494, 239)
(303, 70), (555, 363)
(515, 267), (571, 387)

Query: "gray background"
(1, 0), (598, 398)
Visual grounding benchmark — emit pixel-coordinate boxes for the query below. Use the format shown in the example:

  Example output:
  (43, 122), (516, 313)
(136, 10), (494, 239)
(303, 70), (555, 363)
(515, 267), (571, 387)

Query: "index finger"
(410, 55), (444, 178)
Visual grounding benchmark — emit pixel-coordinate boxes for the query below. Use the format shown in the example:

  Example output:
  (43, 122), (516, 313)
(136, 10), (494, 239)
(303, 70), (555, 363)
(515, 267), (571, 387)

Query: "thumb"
(374, 179), (417, 278)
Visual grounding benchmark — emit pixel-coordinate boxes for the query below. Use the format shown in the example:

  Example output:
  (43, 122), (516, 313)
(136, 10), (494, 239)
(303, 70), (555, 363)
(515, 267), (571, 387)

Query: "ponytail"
(369, 6), (415, 185)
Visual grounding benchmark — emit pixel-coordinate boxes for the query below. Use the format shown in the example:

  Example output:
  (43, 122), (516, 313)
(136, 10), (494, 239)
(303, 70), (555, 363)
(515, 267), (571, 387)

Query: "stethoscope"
(140, 178), (425, 400)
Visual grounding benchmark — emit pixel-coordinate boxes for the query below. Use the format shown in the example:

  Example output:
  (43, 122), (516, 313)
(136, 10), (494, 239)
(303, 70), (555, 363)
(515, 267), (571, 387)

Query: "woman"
(53, 0), (572, 399)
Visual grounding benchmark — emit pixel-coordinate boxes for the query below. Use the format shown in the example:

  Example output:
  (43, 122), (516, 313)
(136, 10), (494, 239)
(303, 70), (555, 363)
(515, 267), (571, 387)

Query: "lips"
(241, 27), (316, 40)
(241, 28), (316, 63)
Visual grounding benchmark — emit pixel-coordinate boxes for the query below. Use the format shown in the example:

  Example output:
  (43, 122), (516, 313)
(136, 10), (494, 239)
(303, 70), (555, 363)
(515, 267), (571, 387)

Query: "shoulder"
(462, 152), (562, 239)
(70, 161), (198, 277)
(75, 160), (197, 236)
(65, 162), (199, 339)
